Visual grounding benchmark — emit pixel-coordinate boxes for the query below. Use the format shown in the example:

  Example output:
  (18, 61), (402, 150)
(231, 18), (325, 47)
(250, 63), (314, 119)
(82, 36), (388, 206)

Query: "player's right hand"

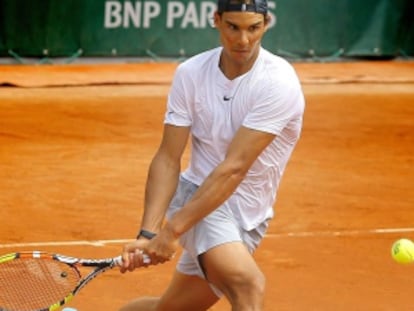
(120, 240), (150, 273)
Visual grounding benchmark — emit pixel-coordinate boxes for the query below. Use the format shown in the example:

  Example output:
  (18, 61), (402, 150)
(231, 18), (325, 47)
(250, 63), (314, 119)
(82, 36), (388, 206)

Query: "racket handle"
(114, 253), (151, 266)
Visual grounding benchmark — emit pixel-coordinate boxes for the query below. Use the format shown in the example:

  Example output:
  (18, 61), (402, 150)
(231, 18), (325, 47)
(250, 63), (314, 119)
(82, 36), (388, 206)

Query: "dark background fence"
(0, 0), (413, 61)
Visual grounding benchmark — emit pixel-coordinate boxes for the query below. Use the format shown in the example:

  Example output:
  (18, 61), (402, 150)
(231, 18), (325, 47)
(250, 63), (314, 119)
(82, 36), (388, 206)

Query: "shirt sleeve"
(242, 68), (305, 136)
(164, 65), (193, 127)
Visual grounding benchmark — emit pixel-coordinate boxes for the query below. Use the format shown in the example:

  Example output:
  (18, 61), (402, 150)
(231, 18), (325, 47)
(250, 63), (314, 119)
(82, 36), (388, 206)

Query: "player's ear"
(263, 14), (271, 32)
(213, 11), (221, 28)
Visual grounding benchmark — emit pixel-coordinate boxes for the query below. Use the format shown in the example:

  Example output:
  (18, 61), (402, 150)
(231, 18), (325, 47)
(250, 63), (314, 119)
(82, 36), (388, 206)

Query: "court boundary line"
(0, 227), (413, 248)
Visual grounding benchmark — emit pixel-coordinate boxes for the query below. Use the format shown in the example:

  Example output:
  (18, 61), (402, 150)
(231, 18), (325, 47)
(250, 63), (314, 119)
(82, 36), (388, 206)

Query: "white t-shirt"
(165, 47), (305, 230)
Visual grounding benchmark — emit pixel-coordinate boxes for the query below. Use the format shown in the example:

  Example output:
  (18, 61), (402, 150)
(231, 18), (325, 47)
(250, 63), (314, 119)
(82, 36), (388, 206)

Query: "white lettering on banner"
(104, 1), (161, 29)
(105, 1), (122, 28)
(124, 2), (141, 27)
(167, 1), (216, 28)
(181, 2), (200, 28)
(104, 1), (277, 29)
(143, 2), (161, 28)
(268, 1), (277, 28)
(166, 2), (185, 28)
(200, 2), (216, 28)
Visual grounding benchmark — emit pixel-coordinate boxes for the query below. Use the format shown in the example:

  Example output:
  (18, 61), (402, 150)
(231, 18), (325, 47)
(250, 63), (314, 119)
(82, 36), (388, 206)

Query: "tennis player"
(120, 0), (305, 310)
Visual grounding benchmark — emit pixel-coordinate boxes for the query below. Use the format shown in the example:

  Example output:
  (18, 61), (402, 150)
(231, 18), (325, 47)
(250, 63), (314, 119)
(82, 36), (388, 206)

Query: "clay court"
(0, 61), (413, 310)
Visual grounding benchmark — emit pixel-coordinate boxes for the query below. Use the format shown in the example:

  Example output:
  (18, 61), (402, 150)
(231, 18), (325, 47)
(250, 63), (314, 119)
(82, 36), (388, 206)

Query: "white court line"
(0, 239), (134, 249)
(267, 227), (414, 238)
(0, 228), (413, 249)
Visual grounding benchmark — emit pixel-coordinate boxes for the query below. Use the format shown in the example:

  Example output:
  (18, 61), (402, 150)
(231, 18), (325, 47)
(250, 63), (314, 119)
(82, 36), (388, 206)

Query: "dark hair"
(217, 0), (268, 14)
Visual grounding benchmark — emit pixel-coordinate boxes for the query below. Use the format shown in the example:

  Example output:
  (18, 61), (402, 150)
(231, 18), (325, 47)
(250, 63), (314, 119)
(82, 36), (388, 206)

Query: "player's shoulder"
(254, 49), (304, 110)
(257, 48), (301, 90)
(176, 47), (221, 75)
(260, 48), (297, 77)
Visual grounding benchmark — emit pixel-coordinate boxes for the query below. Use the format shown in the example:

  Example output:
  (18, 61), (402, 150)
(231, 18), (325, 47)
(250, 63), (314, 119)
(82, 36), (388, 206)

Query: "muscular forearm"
(159, 127), (276, 239)
(140, 151), (181, 232)
(166, 160), (245, 238)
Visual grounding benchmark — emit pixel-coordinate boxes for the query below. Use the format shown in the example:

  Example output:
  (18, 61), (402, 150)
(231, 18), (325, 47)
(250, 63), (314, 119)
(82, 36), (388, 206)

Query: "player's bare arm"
(130, 126), (276, 266)
(140, 124), (190, 233)
(121, 124), (190, 269)
(163, 126), (276, 238)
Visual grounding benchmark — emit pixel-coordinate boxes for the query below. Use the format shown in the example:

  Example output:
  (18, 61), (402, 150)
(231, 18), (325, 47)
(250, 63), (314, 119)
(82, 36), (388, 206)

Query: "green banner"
(0, 0), (413, 60)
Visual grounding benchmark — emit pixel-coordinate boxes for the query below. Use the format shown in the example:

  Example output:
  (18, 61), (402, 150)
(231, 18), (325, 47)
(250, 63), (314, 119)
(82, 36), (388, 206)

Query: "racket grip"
(142, 254), (151, 264)
(115, 253), (151, 266)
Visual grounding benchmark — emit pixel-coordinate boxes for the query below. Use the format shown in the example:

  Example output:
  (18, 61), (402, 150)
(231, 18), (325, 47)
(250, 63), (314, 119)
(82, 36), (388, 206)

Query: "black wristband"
(137, 229), (157, 240)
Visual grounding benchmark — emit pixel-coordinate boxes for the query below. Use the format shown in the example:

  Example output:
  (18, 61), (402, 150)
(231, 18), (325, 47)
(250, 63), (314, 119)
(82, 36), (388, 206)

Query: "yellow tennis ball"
(391, 238), (414, 264)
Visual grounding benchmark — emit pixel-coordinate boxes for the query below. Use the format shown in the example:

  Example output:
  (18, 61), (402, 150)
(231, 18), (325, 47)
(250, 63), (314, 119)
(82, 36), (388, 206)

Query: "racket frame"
(0, 251), (123, 311)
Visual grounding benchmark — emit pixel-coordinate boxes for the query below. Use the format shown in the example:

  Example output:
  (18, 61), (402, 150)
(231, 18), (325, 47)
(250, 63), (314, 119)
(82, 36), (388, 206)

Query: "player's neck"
(219, 52), (258, 80)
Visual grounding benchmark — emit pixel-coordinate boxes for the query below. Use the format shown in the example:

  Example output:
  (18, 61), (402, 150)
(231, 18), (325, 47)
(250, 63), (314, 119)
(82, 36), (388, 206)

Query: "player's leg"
(166, 180), (268, 311)
(118, 269), (219, 311)
(157, 269), (220, 310)
(119, 297), (158, 311)
(119, 178), (220, 311)
(200, 241), (266, 311)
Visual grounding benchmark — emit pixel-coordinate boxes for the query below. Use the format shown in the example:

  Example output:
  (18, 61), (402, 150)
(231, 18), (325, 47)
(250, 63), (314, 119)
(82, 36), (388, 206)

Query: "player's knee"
(225, 270), (266, 302)
(250, 270), (266, 297)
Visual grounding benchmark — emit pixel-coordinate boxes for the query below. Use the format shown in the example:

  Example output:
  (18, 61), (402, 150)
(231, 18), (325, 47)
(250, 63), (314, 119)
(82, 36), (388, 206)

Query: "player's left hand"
(120, 225), (178, 272)
(120, 239), (151, 273)
(143, 224), (178, 264)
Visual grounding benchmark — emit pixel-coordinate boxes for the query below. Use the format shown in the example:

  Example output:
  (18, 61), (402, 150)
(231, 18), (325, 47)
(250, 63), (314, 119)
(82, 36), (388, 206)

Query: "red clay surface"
(0, 61), (413, 310)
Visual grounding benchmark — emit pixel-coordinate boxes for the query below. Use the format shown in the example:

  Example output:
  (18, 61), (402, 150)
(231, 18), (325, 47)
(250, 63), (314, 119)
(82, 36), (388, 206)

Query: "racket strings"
(0, 258), (80, 311)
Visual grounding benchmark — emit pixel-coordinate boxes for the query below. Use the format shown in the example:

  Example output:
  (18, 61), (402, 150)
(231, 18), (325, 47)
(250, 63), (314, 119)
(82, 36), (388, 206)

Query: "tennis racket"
(0, 250), (150, 311)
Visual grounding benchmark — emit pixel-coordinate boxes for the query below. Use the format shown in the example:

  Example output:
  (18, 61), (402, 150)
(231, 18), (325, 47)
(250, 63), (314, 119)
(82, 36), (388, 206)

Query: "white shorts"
(166, 176), (269, 297)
